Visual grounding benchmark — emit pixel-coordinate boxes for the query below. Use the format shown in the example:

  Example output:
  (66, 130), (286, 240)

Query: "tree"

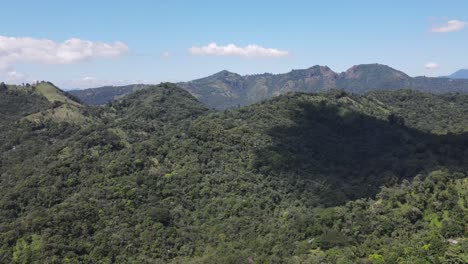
(387, 113), (405, 126)
(0, 82), (7, 91)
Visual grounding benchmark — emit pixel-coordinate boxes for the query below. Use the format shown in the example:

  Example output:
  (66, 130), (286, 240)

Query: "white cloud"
(60, 76), (150, 90)
(82, 76), (97, 82)
(160, 51), (172, 58)
(0, 36), (129, 69)
(425, 62), (439, 70)
(189, 43), (289, 58)
(431, 19), (467, 33)
(3, 71), (30, 84)
(7, 71), (25, 79)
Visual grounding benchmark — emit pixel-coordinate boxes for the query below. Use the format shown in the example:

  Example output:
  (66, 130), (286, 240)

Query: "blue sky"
(0, 0), (467, 89)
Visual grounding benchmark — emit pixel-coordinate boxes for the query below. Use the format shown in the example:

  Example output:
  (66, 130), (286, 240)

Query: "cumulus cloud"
(425, 62), (439, 70)
(431, 19), (467, 33)
(189, 43), (289, 58)
(0, 36), (129, 69)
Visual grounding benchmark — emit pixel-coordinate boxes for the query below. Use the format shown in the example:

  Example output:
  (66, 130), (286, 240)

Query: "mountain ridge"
(69, 63), (468, 109)
(449, 69), (468, 79)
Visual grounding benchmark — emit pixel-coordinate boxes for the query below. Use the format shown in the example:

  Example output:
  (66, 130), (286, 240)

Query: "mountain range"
(69, 64), (468, 109)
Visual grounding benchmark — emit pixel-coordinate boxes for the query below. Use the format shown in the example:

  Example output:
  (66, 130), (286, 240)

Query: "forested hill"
(0, 83), (467, 263)
(70, 64), (468, 109)
(369, 90), (468, 134)
(68, 84), (152, 105)
(449, 69), (468, 79)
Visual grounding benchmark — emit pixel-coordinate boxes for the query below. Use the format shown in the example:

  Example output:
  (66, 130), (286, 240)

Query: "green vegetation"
(35, 82), (81, 107)
(71, 64), (468, 110)
(0, 83), (467, 263)
(370, 89), (468, 134)
(296, 170), (468, 263)
(69, 84), (152, 105)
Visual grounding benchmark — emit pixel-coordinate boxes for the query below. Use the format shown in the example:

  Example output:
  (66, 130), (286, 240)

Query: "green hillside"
(0, 83), (467, 263)
(68, 84), (152, 105)
(35, 82), (82, 107)
(370, 90), (468, 134)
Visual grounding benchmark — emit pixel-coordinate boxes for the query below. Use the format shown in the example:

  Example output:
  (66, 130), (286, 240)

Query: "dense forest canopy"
(0, 82), (467, 263)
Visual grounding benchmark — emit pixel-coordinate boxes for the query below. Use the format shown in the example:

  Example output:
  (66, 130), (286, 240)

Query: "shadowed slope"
(252, 94), (468, 205)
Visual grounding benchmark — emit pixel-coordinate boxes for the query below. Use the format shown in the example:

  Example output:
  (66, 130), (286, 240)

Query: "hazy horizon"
(1, 1), (467, 89)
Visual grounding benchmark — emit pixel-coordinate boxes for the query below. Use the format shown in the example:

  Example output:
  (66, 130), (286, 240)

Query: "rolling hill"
(1, 82), (467, 262)
(68, 84), (152, 105)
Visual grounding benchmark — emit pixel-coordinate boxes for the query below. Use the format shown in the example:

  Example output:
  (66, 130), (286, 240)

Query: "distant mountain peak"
(345, 63), (404, 73)
(307, 65), (332, 70)
(289, 65), (337, 79)
(71, 64), (468, 109)
(212, 69), (240, 77)
(306, 65), (335, 73)
(449, 69), (468, 79)
(344, 63), (410, 80)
